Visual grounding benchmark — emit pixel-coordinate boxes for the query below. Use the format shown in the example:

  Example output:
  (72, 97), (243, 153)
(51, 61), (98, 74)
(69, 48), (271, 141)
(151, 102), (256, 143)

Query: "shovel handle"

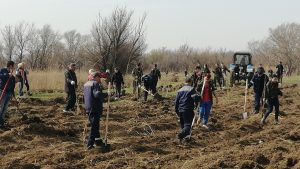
(104, 82), (111, 141)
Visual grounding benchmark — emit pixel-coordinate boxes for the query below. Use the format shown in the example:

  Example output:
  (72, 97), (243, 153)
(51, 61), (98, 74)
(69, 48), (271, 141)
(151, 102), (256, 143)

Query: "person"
(257, 64), (265, 73)
(220, 63), (230, 76)
(212, 63), (223, 89)
(83, 71), (108, 150)
(261, 74), (283, 125)
(184, 68), (188, 77)
(175, 76), (200, 141)
(191, 66), (202, 88)
(276, 61), (284, 83)
(202, 64), (210, 74)
(132, 63), (143, 95)
(16, 62), (31, 96)
(150, 64), (161, 94)
(0, 61), (21, 128)
(247, 67), (269, 114)
(267, 69), (274, 78)
(64, 63), (78, 113)
(141, 74), (152, 101)
(196, 73), (218, 129)
(87, 69), (96, 81)
(111, 68), (124, 99)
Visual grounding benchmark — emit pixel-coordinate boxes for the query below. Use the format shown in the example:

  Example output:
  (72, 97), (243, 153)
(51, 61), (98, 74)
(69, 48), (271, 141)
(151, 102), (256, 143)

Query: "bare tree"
(63, 30), (82, 64)
(1, 25), (16, 61)
(249, 23), (300, 74)
(88, 7), (147, 72)
(14, 22), (34, 62)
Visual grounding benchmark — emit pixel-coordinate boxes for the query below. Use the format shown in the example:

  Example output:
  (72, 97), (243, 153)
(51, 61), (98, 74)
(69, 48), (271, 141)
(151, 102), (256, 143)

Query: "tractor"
(229, 52), (254, 86)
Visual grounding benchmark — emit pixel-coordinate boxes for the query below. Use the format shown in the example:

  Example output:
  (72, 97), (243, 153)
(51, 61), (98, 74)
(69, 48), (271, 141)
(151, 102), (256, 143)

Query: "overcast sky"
(0, 0), (299, 51)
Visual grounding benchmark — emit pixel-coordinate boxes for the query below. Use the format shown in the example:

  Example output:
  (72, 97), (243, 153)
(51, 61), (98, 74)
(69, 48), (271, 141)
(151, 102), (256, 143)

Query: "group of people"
(0, 60), (286, 149)
(0, 61), (31, 128)
(63, 62), (161, 149)
(175, 62), (284, 142)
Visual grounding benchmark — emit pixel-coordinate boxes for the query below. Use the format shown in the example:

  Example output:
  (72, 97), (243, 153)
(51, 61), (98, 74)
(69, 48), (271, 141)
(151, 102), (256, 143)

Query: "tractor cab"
(229, 52), (254, 85)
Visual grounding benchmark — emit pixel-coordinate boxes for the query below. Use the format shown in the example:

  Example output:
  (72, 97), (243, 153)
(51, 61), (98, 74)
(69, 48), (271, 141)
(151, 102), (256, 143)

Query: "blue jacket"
(175, 85), (199, 114)
(0, 68), (16, 94)
(248, 73), (269, 94)
(83, 80), (107, 114)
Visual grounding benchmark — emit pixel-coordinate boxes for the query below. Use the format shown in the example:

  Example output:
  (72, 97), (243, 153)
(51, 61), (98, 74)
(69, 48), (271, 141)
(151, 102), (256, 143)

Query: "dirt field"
(0, 83), (300, 169)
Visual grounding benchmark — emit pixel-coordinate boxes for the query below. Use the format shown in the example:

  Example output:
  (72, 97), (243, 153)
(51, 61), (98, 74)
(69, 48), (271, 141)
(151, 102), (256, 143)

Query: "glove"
(71, 81), (75, 85)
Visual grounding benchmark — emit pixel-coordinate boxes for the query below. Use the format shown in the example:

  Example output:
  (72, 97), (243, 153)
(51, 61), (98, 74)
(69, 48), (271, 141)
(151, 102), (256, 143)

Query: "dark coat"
(248, 73), (269, 94)
(111, 71), (124, 85)
(175, 85), (199, 114)
(0, 68), (16, 94)
(265, 81), (282, 99)
(83, 80), (107, 114)
(65, 69), (77, 93)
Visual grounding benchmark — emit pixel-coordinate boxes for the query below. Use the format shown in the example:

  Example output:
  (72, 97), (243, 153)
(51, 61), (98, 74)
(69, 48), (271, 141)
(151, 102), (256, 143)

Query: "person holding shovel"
(247, 67), (269, 114)
(0, 61), (21, 128)
(83, 71), (108, 150)
(261, 74), (283, 125)
(64, 63), (78, 113)
(197, 73), (218, 129)
(175, 76), (200, 142)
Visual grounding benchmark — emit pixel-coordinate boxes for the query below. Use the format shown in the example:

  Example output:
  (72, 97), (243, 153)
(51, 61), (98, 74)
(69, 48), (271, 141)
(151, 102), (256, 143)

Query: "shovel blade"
(100, 143), (111, 153)
(242, 112), (248, 119)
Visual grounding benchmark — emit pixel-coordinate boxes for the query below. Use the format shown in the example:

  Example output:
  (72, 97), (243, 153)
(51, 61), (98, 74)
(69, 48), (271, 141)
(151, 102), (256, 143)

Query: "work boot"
(95, 138), (104, 146)
(274, 119), (280, 125)
(202, 124), (209, 130)
(27, 91), (32, 96)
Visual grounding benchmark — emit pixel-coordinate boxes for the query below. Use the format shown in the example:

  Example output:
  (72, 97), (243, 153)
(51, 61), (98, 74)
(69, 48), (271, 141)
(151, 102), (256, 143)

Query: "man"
(16, 62), (31, 96)
(150, 64), (161, 94)
(132, 63), (143, 96)
(84, 72), (108, 150)
(247, 67), (269, 114)
(191, 66), (201, 88)
(261, 74), (282, 125)
(64, 63), (78, 113)
(111, 68), (124, 99)
(212, 64), (223, 89)
(0, 61), (20, 128)
(175, 77), (200, 141)
(141, 74), (152, 101)
(220, 63), (230, 76)
(276, 61), (284, 83)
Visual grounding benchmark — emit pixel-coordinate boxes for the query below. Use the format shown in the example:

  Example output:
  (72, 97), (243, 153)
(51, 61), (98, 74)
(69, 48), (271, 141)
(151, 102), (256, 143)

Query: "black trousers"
(151, 79), (158, 94)
(263, 98), (280, 121)
(178, 111), (194, 139)
(87, 112), (100, 146)
(66, 91), (76, 111)
(115, 83), (122, 98)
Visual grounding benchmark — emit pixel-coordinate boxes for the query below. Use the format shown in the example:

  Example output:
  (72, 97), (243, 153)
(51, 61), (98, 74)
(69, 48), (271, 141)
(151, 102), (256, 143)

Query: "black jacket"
(0, 68), (16, 94)
(65, 69), (77, 93)
(248, 73), (269, 94)
(265, 81), (282, 99)
(112, 71), (124, 85)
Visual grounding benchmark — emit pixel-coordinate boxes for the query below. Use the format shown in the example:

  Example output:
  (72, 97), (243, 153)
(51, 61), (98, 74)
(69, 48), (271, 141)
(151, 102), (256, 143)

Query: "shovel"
(242, 79), (248, 119)
(101, 82), (111, 153)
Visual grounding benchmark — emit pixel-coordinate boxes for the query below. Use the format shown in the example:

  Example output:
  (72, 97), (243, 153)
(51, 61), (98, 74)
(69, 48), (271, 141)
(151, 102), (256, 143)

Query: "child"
(16, 62), (31, 96)
(175, 77), (199, 141)
(197, 73), (218, 129)
(261, 74), (283, 125)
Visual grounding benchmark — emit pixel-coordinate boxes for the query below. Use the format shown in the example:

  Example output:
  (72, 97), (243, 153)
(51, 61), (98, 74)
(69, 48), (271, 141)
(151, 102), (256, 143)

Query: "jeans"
(199, 101), (212, 125)
(87, 112), (101, 147)
(178, 110), (194, 139)
(263, 98), (280, 121)
(65, 91), (76, 111)
(0, 92), (12, 126)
